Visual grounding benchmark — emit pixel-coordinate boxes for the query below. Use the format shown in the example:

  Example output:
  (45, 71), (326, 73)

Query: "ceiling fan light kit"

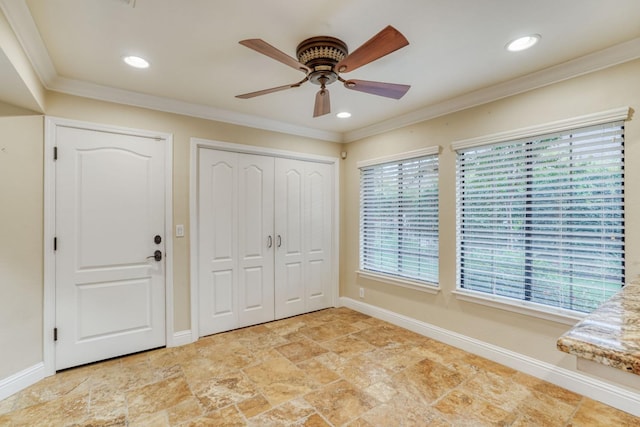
(236, 26), (411, 117)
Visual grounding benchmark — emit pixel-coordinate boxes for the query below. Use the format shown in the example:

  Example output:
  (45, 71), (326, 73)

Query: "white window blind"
(456, 121), (625, 314)
(360, 154), (439, 285)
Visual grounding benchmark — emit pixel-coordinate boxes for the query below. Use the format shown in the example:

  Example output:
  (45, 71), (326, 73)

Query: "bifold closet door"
(198, 149), (275, 336)
(275, 158), (333, 319)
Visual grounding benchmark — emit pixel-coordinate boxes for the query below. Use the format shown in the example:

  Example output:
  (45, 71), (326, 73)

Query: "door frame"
(43, 117), (174, 376)
(189, 138), (340, 339)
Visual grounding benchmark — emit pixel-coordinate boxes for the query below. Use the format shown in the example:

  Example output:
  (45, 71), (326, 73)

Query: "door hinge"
(53, 146), (58, 160)
(54, 237), (57, 251)
(53, 328), (58, 341)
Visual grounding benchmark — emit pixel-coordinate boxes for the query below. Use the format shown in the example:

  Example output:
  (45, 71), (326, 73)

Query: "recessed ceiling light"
(336, 112), (351, 119)
(123, 55), (150, 68)
(506, 34), (540, 52)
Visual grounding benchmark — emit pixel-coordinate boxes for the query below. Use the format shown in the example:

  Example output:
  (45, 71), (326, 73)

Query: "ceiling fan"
(236, 26), (411, 117)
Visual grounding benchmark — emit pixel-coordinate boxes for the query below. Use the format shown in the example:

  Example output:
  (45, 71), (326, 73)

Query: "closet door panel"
(275, 159), (305, 319)
(304, 162), (333, 311)
(198, 150), (239, 335)
(237, 154), (275, 327)
(275, 159), (333, 318)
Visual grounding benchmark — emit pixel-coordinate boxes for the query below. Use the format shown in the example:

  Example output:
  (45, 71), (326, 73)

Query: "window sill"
(452, 289), (585, 326)
(356, 270), (440, 294)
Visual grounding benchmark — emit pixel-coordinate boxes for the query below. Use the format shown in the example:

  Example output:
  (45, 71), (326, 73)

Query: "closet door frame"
(189, 138), (339, 340)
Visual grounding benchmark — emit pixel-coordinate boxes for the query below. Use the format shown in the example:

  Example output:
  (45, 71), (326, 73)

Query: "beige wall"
(340, 59), (640, 378)
(0, 114), (43, 379)
(0, 102), (38, 117)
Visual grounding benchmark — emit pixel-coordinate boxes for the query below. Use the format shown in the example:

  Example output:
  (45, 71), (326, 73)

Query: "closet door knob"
(277, 235), (282, 248)
(267, 235), (273, 248)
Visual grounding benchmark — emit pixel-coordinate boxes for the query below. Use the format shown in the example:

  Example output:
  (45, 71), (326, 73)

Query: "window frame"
(452, 107), (629, 323)
(357, 146), (441, 292)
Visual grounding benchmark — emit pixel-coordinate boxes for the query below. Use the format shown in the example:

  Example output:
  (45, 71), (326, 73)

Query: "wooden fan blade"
(343, 79), (410, 99)
(336, 26), (409, 73)
(313, 88), (331, 117)
(236, 78), (308, 99)
(239, 39), (310, 73)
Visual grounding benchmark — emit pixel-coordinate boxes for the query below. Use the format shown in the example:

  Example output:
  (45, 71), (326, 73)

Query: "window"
(359, 150), (439, 286)
(456, 121), (624, 314)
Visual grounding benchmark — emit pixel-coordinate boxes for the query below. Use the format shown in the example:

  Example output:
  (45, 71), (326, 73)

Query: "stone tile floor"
(0, 307), (638, 426)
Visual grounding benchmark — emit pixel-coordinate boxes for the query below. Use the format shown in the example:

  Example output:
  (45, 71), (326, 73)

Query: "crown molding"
(49, 76), (342, 142)
(3, 0), (640, 145)
(343, 37), (640, 143)
(0, 0), (56, 85)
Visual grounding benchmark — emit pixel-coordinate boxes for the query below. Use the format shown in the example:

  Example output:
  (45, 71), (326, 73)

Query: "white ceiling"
(2, 0), (640, 142)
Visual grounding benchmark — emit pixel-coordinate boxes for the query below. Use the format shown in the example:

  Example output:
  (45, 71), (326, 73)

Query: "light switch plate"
(176, 224), (185, 237)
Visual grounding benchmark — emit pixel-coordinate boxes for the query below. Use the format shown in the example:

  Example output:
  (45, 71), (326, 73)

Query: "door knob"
(154, 235), (162, 244)
(147, 250), (162, 261)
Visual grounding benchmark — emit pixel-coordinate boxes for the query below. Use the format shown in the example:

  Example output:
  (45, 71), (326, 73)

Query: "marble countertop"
(557, 282), (640, 375)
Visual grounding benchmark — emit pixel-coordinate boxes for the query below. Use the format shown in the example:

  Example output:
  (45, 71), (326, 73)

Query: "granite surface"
(557, 282), (640, 375)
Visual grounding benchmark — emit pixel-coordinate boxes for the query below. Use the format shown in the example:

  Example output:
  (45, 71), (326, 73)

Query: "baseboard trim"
(171, 330), (193, 347)
(339, 297), (640, 417)
(0, 363), (45, 401)
(0, 330), (194, 402)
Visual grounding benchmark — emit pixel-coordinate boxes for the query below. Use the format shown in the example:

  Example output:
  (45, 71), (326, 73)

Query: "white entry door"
(275, 159), (333, 319)
(54, 125), (167, 370)
(198, 149), (275, 336)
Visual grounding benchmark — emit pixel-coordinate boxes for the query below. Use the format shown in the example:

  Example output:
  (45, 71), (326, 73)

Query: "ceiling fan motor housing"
(296, 36), (348, 86)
